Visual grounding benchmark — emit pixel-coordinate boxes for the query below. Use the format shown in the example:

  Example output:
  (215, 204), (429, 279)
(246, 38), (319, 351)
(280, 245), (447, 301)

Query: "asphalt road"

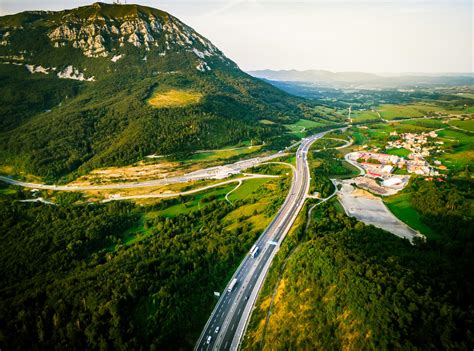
(0, 153), (286, 191)
(194, 132), (326, 351)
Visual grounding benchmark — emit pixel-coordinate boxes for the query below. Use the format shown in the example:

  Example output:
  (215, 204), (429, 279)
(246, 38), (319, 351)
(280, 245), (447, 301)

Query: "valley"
(0, 1), (472, 351)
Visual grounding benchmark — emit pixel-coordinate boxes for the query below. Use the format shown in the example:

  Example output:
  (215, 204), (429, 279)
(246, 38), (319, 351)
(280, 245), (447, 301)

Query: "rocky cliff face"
(0, 2), (237, 78)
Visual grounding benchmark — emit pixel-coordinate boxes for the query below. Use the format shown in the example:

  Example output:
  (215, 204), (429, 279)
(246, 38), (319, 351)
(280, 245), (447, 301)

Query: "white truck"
(227, 278), (238, 293)
(250, 245), (259, 258)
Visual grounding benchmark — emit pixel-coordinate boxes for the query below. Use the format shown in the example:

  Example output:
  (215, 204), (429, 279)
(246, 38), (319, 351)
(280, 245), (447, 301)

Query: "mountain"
(248, 69), (474, 89)
(0, 2), (309, 180)
(249, 69), (379, 84)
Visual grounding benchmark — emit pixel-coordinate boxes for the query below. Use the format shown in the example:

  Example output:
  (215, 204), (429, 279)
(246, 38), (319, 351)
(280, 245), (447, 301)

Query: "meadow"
(449, 119), (474, 132)
(350, 110), (380, 123)
(284, 118), (329, 138)
(311, 138), (348, 150)
(436, 129), (474, 171)
(147, 89), (203, 108)
(385, 148), (411, 158)
(384, 193), (438, 239)
(377, 103), (470, 121)
(186, 144), (263, 162)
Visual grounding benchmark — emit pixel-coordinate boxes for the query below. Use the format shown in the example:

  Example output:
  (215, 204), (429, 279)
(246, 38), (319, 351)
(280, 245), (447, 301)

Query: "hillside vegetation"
(0, 171), (289, 350)
(243, 178), (473, 350)
(0, 3), (332, 181)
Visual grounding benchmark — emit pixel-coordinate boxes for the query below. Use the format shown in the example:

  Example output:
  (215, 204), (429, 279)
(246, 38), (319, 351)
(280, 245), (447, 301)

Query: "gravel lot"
(336, 181), (421, 242)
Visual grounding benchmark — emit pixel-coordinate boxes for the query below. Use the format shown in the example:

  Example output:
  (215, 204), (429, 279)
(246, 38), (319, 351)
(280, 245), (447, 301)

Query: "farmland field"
(350, 110), (380, 123)
(378, 103), (469, 120)
(436, 129), (474, 170)
(378, 104), (427, 120)
(398, 118), (446, 129)
(449, 119), (474, 132)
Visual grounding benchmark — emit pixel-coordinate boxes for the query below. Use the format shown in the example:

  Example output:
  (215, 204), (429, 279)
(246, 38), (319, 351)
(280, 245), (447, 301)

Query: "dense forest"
(243, 179), (473, 350)
(409, 177), (472, 241)
(0, 175), (288, 350)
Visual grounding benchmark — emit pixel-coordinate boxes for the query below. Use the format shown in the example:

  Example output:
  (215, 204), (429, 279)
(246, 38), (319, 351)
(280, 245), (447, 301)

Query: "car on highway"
(244, 295), (249, 301)
(214, 326), (220, 334)
(206, 336), (212, 344)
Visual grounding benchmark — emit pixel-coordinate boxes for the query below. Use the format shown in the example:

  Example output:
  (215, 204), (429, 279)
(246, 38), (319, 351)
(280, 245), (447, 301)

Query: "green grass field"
(228, 178), (273, 202)
(332, 198), (345, 214)
(186, 144), (263, 162)
(399, 118), (446, 129)
(155, 184), (234, 217)
(436, 129), (474, 171)
(438, 129), (474, 171)
(350, 110), (380, 123)
(335, 160), (361, 179)
(224, 177), (285, 233)
(384, 193), (439, 239)
(0, 188), (17, 196)
(311, 138), (347, 150)
(313, 105), (348, 121)
(105, 177), (279, 251)
(378, 104), (426, 120)
(449, 119), (474, 132)
(350, 124), (392, 147)
(378, 103), (469, 121)
(385, 148), (411, 158)
(284, 119), (328, 137)
(259, 119), (275, 125)
(147, 89), (202, 108)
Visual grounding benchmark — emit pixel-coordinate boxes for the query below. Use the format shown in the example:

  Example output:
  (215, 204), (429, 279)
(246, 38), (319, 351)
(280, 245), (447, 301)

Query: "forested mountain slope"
(0, 2), (310, 179)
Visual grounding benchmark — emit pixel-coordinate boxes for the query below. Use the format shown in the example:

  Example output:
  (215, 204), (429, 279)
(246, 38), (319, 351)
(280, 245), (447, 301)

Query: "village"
(344, 129), (448, 195)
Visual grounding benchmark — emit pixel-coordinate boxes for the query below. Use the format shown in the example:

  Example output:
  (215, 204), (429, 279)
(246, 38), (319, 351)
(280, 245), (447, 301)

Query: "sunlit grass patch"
(147, 89), (202, 108)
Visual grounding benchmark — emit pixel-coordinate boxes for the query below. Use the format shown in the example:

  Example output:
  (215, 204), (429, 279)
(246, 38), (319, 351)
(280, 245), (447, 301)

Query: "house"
(381, 165), (394, 174)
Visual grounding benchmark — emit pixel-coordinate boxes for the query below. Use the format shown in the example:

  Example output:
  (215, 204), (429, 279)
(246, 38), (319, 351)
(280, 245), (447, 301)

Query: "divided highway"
(195, 131), (327, 351)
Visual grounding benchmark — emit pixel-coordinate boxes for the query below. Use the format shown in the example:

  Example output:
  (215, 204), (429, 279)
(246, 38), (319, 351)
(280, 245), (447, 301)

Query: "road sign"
(214, 291), (221, 297)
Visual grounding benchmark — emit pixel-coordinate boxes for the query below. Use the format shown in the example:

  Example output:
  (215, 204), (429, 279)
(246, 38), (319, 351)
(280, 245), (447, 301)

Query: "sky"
(1, 0), (472, 73)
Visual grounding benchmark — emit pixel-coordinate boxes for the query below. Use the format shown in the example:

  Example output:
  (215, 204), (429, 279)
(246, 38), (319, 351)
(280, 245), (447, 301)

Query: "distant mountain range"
(0, 2), (310, 179)
(248, 69), (474, 89)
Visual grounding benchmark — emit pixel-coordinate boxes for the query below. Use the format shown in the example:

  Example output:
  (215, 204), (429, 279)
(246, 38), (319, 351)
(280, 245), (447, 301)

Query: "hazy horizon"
(247, 69), (474, 76)
(1, 0), (472, 74)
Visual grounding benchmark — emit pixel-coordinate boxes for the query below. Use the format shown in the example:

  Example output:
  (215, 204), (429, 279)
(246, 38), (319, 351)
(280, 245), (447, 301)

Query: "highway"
(194, 131), (327, 351)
